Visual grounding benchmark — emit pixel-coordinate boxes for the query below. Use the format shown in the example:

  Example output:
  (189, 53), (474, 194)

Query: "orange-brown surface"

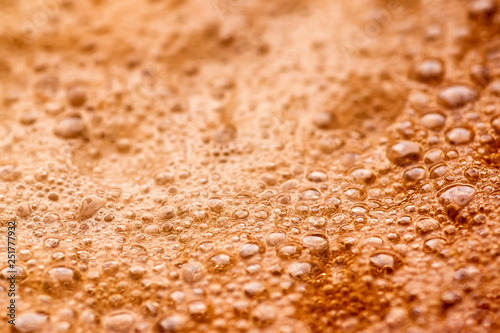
(1, 0), (500, 332)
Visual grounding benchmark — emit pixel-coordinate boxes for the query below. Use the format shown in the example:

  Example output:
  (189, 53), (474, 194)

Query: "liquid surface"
(1, 0), (500, 332)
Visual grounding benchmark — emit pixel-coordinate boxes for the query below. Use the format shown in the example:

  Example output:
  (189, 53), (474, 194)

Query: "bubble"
(129, 265), (147, 279)
(158, 206), (175, 219)
(2, 265), (26, 280)
(155, 315), (188, 333)
(454, 266), (481, 284)
(424, 149), (444, 165)
(313, 111), (339, 129)
(343, 188), (366, 200)
(386, 141), (422, 166)
(420, 112), (446, 130)
(155, 172), (174, 186)
(207, 254), (233, 273)
(415, 218), (440, 235)
(16, 203), (32, 217)
(240, 243), (263, 259)
(34, 75), (59, 101)
(67, 82), (87, 107)
(470, 65), (492, 86)
(207, 197), (224, 211)
(412, 58), (444, 83)
(441, 290), (462, 307)
(0, 165), (22, 181)
(277, 243), (302, 259)
(430, 163), (449, 179)
(15, 312), (49, 333)
(402, 166), (426, 186)
(437, 184), (476, 219)
(266, 232), (286, 247)
(301, 234), (329, 258)
(307, 170), (328, 182)
(103, 312), (135, 333)
(116, 138), (132, 153)
(299, 188), (321, 200)
(54, 115), (86, 139)
(44, 267), (81, 296)
(181, 262), (204, 283)
(20, 111), (38, 126)
(244, 281), (267, 298)
(188, 301), (211, 322)
(464, 167), (480, 182)
(468, 0), (497, 21)
(437, 85), (477, 109)
(103, 261), (120, 276)
(423, 238), (446, 254)
(369, 253), (401, 274)
(251, 303), (277, 327)
(288, 262), (315, 280)
(80, 195), (106, 218)
(445, 127), (474, 145)
(324, 196), (341, 210)
(234, 210), (249, 219)
(491, 116), (500, 133)
(350, 167), (376, 185)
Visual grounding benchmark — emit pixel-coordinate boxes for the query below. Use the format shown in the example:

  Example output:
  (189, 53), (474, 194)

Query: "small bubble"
(415, 218), (440, 235)
(299, 188), (321, 200)
(350, 167), (376, 185)
(80, 195), (106, 218)
(370, 253), (401, 274)
(103, 312), (135, 333)
(307, 170), (328, 182)
(437, 184), (476, 219)
(386, 141), (422, 166)
(420, 112), (446, 130)
(437, 85), (477, 109)
(207, 254), (233, 273)
(412, 58), (444, 83)
(54, 115), (86, 139)
(402, 166), (427, 186)
(445, 127), (474, 145)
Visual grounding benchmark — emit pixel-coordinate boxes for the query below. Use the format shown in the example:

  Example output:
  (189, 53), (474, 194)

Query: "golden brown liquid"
(1, 0), (500, 332)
